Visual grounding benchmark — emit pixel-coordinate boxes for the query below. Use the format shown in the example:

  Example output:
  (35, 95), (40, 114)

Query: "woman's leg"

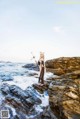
(38, 77), (40, 83)
(40, 67), (44, 84)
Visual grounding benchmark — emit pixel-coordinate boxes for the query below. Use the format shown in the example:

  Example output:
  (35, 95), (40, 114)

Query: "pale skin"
(32, 52), (46, 84)
(34, 53), (45, 73)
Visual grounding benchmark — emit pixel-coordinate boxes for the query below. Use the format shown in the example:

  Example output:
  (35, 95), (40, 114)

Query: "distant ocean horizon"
(0, 60), (34, 64)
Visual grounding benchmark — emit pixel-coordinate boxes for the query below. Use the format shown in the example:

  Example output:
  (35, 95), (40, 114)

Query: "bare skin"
(33, 52), (45, 84)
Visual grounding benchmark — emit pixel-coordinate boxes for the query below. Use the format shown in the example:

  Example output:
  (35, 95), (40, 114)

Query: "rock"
(25, 86), (42, 104)
(33, 82), (49, 94)
(45, 57), (80, 76)
(5, 95), (32, 113)
(45, 57), (80, 118)
(0, 83), (10, 95)
(1, 83), (29, 98)
(48, 78), (80, 119)
(46, 68), (65, 75)
(0, 75), (13, 81)
(1, 83), (42, 116)
(27, 72), (38, 77)
(23, 63), (39, 71)
(41, 107), (58, 119)
(0, 104), (15, 119)
(65, 92), (79, 99)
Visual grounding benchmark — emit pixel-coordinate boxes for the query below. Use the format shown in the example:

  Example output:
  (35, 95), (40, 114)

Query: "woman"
(38, 52), (45, 84)
(32, 52), (45, 84)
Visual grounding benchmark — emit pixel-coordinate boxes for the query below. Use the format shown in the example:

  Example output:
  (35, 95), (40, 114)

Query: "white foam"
(6, 104), (17, 116)
(44, 72), (54, 80)
(4, 76), (38, 90)
(0, 62), (53, 116)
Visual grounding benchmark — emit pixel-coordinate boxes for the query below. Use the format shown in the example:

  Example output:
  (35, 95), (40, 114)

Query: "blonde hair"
(40, 52), (44, 60)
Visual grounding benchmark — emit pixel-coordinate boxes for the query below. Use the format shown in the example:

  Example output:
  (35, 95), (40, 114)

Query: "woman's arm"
(32, 56), (38, 64)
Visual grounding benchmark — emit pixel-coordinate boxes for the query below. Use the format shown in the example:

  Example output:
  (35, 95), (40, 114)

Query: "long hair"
(40, 52), (44, 61)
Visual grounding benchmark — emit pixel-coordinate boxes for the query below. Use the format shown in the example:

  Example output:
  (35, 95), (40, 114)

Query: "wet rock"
(0, 103), (27, 119)
(0, 83), (10, 95)
(23, 63), (39, 71)
(0, 104), (14, 119)
(5, 95), (32, 113)
(1, 83), (42, 116)
(1, 84), (29, 98)
(41, 107), (58, 119)
(28, 72), (38, 77)
(33, 82), (49, 94)
(25, 87), (42, 104)
(0, 75), (13, 81)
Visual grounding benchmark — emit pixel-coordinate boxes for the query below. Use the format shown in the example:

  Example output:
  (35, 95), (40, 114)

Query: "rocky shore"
(0, 57), (80, 119)
(33, 57), (80, 119)
(46, 57), (80, 119)
(0, 62), (53, 119)
(0, 83), (51, 119)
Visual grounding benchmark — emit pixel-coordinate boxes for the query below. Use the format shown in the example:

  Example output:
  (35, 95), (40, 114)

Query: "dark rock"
(9, 85), (29, 99)
(25, 87), (42, 104)
(0, 104), (15, 119)
(28, 72), (38, 77)
(33, 82), (49, 94)
(5, 95), (31, 113)
(23, 63), (39, 71)
(1, 83), (10, 95)
(1, 83), (42, 116)
(0, 75), (13, 81)
(41, 107), (58, 119)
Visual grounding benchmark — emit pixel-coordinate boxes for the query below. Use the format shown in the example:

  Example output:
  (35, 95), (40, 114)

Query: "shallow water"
(0, 61), (53, 118)
(0, 62), (53, 89)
